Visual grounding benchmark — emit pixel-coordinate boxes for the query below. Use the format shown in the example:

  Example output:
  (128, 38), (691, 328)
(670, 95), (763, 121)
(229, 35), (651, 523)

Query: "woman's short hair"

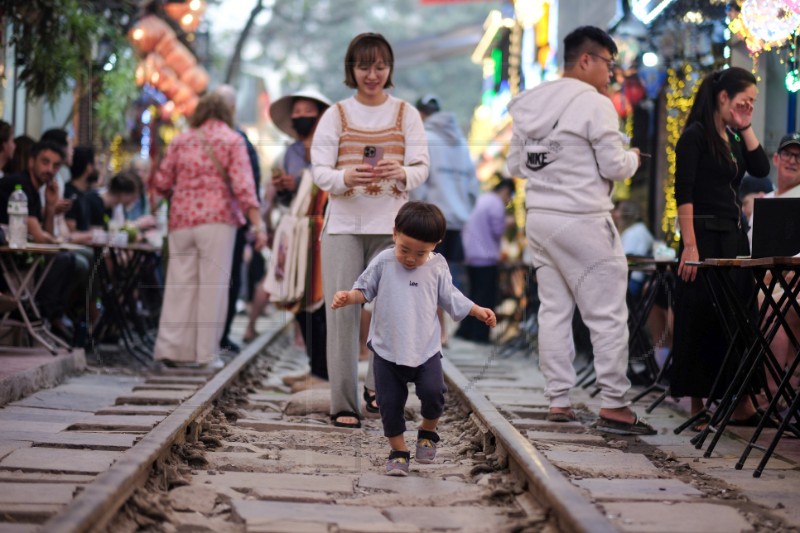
(189, 92), (234, 129)
(343, 33), (394, 89)
(394, 201), (446, 244)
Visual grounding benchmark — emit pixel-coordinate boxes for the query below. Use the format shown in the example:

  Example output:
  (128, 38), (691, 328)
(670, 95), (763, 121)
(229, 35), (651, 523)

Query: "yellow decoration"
(663, 65), (702, 246)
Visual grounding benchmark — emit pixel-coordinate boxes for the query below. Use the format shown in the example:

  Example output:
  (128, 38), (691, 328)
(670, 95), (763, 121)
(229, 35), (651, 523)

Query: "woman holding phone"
(312, 33), (429, 428)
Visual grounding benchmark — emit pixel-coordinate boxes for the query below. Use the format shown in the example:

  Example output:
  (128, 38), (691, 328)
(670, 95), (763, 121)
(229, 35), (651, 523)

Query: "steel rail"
(442, 357), (618, 533)
(44, 318), (290, 533)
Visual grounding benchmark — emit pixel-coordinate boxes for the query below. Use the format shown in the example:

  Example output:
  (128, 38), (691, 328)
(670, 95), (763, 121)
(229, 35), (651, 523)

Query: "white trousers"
(154, 223), (237, 364)
(526, 211), (631, 409)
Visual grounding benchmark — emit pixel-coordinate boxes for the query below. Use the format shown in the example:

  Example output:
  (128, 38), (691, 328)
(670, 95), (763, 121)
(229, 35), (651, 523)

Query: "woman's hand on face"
(344, 165), (377, 188)
(678, 245), (700, 282)
(731, 101), (754, 130)
(375, 160), (406, 183)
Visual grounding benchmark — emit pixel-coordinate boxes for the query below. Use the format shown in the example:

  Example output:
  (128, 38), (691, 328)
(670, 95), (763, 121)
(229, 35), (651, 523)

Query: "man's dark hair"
(394, 201), (446, 244)
(0, 121), (12, 145)
(343, 32), (394, 89)
(40, 128), (68, 148)
(493, 177), (515, 195)
(563, 26), (618, 66)
(31, 140), (66, 161)
(108, 170), (139, 195)
(70, 146), (95, 179)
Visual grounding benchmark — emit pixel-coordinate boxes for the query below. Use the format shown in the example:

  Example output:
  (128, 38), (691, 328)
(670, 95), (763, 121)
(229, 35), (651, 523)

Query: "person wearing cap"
(311, 33), (429, 429)
(749, 133), (800, 402)
(412, 95), (479, 346)
(244, 88), (332, 391)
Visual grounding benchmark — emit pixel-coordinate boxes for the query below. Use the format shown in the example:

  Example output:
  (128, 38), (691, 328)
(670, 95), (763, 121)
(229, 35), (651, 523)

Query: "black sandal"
(331, 411), (361, 429)
(363, 387), (379, 414)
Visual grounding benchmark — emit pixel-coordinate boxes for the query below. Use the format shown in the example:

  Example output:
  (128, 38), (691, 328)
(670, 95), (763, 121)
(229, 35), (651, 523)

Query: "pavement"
(445, 335), (800, 532)
(0, 312), (798, 532)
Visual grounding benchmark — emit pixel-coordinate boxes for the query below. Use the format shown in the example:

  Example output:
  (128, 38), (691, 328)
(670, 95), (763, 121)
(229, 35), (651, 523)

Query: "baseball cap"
(777, 132), (800, 152)
(415, 94), (440, 115)
(738, 174), (774, 200)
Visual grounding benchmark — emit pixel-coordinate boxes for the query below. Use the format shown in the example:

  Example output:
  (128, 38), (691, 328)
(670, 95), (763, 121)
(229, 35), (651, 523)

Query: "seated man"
(749, 134), (800, 404)
(0, 140), (86, 341)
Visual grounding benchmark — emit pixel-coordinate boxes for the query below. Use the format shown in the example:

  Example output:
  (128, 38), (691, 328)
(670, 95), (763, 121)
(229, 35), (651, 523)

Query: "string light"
(662, 65), (702, 245)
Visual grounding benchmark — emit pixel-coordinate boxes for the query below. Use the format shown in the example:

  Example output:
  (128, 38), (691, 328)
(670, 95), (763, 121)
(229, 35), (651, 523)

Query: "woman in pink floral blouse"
(152, 92), (267, 369)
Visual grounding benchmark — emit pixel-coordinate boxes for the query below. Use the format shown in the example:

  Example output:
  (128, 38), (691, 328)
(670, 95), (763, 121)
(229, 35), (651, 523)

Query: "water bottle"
(8, 185), (28, 248)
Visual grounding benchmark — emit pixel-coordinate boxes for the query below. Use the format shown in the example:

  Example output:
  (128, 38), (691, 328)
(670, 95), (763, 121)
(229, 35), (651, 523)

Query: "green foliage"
(94, 42), (138, 146)
(2, 0), (102, 105)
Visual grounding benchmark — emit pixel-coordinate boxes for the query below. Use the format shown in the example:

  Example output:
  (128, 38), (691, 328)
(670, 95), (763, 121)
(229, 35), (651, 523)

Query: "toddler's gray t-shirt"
(354, 248), (474, 367)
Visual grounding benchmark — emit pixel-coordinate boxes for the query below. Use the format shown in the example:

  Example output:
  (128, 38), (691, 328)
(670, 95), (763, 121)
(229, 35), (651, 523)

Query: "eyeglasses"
(587, 52), (616, 71)
(779, 150), (800, 164)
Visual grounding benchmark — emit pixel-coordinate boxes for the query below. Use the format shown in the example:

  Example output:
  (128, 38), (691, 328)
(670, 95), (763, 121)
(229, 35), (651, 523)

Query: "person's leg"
(322, 232), (369, 423)
(154, 227), (199, 364)
(414, 353), (446, 462)
(362, 235), (394, 394)
(306, 306), (329, 380)
(247, 244), (266, 302)
(555, 215), (633, 420)
(220, 225), (247, 350)
(527, 213), (578, 411)
(244, 281), (270, 342)
(194, 223), (237, 364)
(373, 353), (410, 446)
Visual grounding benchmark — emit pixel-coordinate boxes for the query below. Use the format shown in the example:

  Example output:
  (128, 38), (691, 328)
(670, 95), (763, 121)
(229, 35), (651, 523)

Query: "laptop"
(751, 197), (800, 258)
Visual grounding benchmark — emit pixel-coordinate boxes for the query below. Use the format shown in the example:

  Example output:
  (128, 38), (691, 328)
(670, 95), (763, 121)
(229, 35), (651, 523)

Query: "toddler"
(332, 201), (496, 476)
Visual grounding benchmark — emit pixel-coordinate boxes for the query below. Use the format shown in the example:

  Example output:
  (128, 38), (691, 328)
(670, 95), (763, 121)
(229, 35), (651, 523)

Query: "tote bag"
(263, 169), (313, 304)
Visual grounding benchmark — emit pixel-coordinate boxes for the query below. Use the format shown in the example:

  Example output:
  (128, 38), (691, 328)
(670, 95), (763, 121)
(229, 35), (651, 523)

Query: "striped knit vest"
(333, 101), (407, 199)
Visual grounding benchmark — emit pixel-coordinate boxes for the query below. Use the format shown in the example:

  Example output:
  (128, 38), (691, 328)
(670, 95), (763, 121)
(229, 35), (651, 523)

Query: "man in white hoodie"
(508, 26), (651, 435)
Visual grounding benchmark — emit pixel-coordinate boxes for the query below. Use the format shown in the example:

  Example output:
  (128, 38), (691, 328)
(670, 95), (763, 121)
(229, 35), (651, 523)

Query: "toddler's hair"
(395, 201), (446, 244)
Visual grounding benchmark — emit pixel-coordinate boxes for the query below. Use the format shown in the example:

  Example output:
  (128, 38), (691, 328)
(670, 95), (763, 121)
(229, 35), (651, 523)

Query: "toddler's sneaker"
(385, 450), (411, 476)
(415, 429), (440, 464)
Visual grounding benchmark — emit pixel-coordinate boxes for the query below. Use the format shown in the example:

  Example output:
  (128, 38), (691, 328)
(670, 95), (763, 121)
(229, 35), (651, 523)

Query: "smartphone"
(362, 145), (384, 167)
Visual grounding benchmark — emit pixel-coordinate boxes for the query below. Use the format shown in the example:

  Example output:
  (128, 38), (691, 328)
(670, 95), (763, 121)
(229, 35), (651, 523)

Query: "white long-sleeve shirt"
(311, 95), (429, 234)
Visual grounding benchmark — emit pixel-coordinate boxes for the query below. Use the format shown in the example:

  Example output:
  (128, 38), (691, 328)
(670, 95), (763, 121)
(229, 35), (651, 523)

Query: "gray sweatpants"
(321, 231), (393, 417)
(526, 211), (631, 409)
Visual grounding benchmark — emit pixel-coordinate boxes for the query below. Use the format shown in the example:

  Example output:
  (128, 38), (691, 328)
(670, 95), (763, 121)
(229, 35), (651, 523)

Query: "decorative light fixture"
(786, 68), (800, 91)
(736, 0), (800, 52)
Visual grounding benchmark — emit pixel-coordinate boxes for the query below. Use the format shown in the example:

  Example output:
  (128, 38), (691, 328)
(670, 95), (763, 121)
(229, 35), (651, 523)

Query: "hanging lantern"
(740, 0), (800, 51)
(127, 15), (171, 54)
(164, 45), (196, 76)
(164, 0), (206, 33)
(180, 65), (210, 94)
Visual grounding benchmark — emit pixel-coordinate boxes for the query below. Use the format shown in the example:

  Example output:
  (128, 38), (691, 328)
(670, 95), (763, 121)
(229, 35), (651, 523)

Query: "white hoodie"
(507, 77), (638, 216)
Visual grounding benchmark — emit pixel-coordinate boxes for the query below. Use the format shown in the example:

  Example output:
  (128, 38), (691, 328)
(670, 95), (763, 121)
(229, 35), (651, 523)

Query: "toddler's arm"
(469, 305), (497, 327)
(331, 289), (366, 309)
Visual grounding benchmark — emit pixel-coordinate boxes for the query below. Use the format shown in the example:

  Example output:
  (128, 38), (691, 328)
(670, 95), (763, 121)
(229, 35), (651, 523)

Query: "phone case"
(362, 145), (385, 166)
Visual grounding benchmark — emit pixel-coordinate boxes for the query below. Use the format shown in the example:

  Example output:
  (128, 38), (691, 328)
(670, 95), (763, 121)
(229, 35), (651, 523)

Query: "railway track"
(9, 320), (793, 532)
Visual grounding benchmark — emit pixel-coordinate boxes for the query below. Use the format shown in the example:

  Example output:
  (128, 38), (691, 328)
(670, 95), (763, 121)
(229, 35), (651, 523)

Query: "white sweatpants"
(526, 211), (631, 409)
(154, 223), (237, 364)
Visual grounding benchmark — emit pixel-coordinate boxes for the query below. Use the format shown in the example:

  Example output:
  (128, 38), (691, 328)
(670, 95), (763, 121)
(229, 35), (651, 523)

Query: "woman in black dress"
(671, 67), (771, 429)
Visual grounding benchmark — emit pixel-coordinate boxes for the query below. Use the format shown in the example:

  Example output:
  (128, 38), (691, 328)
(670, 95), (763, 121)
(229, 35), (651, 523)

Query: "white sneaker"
(201, 357), (225, 371)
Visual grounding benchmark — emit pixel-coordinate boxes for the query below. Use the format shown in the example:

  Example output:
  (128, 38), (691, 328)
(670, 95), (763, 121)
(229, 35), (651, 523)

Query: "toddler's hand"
(331, 291), (350, 309)
(471, 306), (497, 327)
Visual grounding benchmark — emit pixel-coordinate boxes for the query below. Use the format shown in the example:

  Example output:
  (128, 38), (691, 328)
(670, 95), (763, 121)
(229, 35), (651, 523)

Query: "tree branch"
(225, 0), (264, 84)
